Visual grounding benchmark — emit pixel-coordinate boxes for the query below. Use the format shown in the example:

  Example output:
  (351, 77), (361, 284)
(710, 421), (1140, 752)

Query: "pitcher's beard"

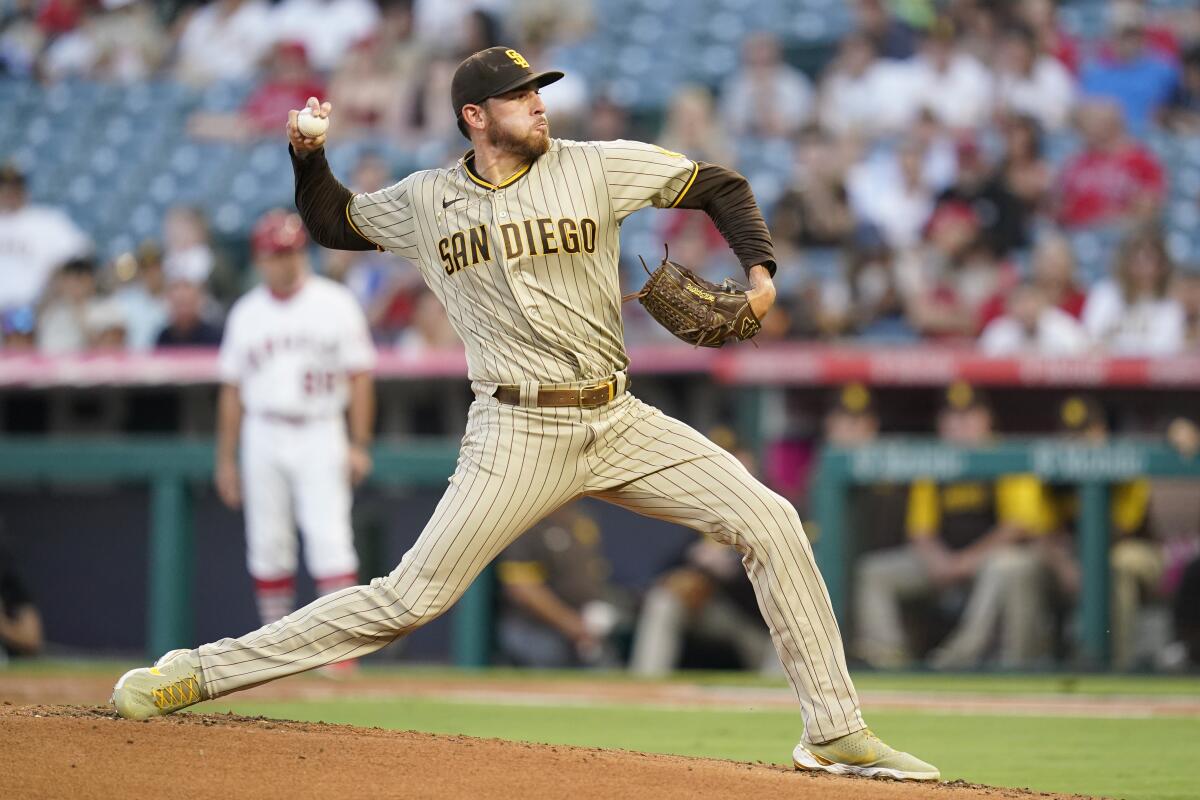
(487, 120), (551, 161)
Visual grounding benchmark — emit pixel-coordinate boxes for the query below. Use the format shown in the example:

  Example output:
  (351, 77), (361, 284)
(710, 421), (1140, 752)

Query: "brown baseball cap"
(451, 46), (564, 138)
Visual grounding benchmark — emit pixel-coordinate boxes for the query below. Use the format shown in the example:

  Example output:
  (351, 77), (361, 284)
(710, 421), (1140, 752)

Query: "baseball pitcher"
(112, 46), (938, 781)
(214, 210), (376, 669)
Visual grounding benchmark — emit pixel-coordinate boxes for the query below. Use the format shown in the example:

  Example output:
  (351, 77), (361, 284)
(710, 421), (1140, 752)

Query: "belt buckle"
(578, 378), (615, 409)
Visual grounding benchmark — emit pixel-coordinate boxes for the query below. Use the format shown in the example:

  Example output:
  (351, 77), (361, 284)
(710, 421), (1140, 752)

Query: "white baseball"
(296, 107), (329, 138)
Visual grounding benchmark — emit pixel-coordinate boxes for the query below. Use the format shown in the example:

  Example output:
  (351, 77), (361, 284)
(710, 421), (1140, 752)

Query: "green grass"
(193, 695), (1200, 800)
(9, 658), (1200, 696)
(6, 660), (1197, 798)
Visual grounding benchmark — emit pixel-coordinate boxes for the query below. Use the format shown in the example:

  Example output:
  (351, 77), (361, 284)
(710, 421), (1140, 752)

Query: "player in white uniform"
(214, 210), (376, 647)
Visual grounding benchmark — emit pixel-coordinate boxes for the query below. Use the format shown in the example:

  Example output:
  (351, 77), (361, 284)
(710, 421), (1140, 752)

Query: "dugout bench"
(812, 440), (1200, 669)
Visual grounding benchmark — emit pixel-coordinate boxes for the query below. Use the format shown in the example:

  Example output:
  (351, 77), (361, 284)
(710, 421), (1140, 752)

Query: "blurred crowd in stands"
(1, 0), (1200, 354)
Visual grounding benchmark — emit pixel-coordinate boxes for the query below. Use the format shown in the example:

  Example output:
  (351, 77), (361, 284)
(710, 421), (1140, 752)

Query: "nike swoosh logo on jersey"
(442, 197), (463, 208)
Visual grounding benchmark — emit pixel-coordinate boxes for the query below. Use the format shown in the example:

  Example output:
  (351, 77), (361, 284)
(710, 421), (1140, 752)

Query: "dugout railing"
(812, 440), (1200, 669)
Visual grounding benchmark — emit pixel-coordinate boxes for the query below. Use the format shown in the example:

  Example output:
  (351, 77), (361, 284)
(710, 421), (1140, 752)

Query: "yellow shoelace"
(152, 675), (201, 710)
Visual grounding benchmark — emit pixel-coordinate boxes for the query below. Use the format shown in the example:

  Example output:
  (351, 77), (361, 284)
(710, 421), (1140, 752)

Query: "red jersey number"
(303, 370), (336, 396)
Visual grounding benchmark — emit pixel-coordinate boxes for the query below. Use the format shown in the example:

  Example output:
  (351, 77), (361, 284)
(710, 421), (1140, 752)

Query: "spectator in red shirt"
(241, 41), (325, 133)
(903, 202), (1015, 340)
(187, 40), (326, 142)
(36, 0), (91, 36)
(977, 232), (1087, 328)
(1055, 100), (1165, 229)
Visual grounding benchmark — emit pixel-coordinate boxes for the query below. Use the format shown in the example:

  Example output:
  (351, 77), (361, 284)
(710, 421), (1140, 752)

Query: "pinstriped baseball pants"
(198, 390), (865, 743)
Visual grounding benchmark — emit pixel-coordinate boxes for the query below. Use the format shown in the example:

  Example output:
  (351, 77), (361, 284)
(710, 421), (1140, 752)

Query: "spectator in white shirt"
(847, 137), (935, 251)
(720, 32), (815, 140)
(1083, 225), (1185, 356)
(979, 281), (1090, 355)
(819, 32), (918, 140)
(162, 206), (216, 285)
(909, 18), (993, 131)
(993, 24), (1076, 132)
(269, 0), (381, 72)
(41, 0), (168, 83)
(174, 0), (274, 86)
(0, 164), (92, 314)
(412, 0), (508, 57)
(37, 257), (101, 354)
(113, 243), (170, 351)
(659, 84), (735, 167)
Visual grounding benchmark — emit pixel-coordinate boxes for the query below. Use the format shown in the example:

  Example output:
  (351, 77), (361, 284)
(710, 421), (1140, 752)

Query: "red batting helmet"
(252, 210), (308, 255)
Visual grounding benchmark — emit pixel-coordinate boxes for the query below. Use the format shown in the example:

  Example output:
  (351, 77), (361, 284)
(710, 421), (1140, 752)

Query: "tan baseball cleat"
(111, 649), (208, 720)
(793, 729), (940, 781)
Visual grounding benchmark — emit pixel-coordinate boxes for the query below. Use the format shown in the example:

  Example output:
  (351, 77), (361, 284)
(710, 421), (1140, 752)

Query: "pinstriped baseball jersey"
(190, 134), (868, 748)
(346, 139), (698, 385)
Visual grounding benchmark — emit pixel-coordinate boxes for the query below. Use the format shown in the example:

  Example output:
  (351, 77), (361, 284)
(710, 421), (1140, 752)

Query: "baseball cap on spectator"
(1059, 395), (1105, 433)
(252, 210), (308, 255)
(830, 383), (876, 417)
(275, 40), (310, 63)
(451, 46), (564, 138)
(941, 381), (990, 414)
(924, 201), (980, 239)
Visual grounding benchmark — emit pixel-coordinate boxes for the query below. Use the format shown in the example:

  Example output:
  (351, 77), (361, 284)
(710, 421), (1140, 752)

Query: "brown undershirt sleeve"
(290, 146), (380, 252)
(673, 162), (776, 277)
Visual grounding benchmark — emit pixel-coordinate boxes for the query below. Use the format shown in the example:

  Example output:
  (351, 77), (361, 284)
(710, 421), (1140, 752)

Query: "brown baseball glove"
(623, 247), (762, 348)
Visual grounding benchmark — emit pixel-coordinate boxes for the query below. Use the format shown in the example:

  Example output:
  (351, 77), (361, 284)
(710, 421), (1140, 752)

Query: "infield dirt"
(1, 704), (1099, 800)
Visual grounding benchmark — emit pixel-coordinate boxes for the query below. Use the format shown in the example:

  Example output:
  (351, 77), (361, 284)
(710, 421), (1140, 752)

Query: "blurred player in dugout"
(854, 382), (1054, 670)
(0, 535), (44, 664)
(214, 210), (376, 659)
(819, 384), (909, 555)
(495, 504), (629, 668)
(1038, 396), (1165, 670)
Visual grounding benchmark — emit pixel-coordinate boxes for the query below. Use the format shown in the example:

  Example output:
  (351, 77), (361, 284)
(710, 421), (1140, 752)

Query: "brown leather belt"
(493, 376), (628, 409)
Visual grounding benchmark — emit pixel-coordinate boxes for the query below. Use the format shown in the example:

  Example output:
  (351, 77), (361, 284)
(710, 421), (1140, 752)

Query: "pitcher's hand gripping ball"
(625, 246), (762, 347)
(296, 106), (329, 137)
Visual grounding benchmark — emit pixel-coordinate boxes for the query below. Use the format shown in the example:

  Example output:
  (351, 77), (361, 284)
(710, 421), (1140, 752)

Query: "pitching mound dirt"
(1, 704), (1094, 800)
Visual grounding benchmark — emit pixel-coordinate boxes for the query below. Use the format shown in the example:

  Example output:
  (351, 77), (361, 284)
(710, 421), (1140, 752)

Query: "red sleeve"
(1060, 289), (1086, 319)
(977, 293), (1007, 330)
(1132, 150), (1166, 197)
(1056, 159), (1085, 226)
(1146, 26), (1180, 60)
(1054, 33), (1080, 75)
